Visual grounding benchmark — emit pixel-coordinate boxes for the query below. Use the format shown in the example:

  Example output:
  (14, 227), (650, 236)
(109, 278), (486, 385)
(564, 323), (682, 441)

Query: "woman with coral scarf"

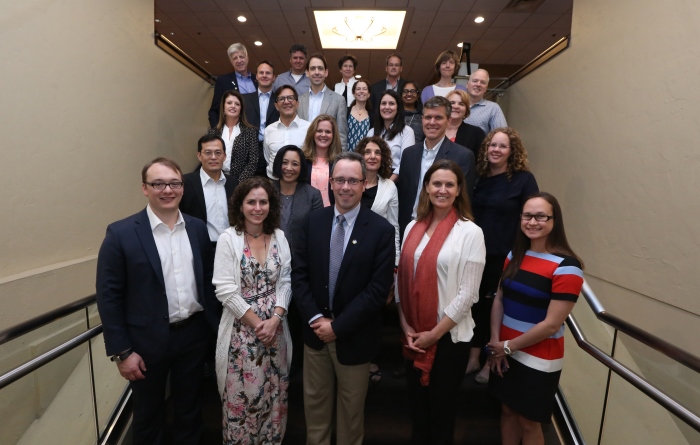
(396, 159), (486, 445)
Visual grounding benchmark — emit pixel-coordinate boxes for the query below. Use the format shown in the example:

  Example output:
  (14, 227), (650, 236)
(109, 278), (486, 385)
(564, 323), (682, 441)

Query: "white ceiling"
(155, 0), (572, 87)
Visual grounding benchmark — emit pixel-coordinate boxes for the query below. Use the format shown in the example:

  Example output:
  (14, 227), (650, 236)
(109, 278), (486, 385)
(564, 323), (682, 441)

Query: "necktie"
(328, 214), (346, 310)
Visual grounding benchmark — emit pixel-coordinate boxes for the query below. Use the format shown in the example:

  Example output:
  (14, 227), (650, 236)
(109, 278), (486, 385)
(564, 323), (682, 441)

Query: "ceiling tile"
(536, 0), (573, 14)
(182, 0), (220, 12)
(472, 0), (510, 13)
(163, 12), (205, 27)
(551, 13), (572, 29)
(439, 0), (476, 11)
(343, 0), (377, 7)
(247, 0), (281, 11)
(279, 0), (312, 10)
(375, 0), (410, 7)
(480, 26), (516, 40)
(158, 0), (190, 13)
(433, 11), (468, 27)
(195, 12), (233, 27)
(310, 0), (344, 7)
(213, 0), (250, 12)
(486, 50), (517, 64)
(490, 12), (530, 28)
(521, 13), (561, 28)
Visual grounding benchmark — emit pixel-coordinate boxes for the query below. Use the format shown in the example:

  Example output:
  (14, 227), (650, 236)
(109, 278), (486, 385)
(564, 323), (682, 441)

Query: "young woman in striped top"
(487, 192), (584, 445)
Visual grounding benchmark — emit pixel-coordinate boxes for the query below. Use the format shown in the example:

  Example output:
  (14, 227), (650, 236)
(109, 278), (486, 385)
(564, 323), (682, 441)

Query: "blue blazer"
(291, 205), (395, 365)
(96, 209), (219, 363)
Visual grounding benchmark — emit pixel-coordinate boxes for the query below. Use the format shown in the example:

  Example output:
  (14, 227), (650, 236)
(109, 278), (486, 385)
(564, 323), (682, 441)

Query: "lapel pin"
(352, 240), (357, 244)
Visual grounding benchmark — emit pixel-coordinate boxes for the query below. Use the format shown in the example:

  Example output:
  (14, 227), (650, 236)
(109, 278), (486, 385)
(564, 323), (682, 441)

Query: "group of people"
(95, 40), (585, 445)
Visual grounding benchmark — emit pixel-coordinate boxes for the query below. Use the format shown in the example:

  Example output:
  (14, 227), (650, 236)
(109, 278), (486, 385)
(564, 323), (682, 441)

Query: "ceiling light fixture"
(237, 16), (246, 22)
(475, 16), (485, 23)
(254, 41), (262, 46)
(355, 74), (361, 78)
(155, 19), (161, 23)
(314, 10), (406, 49)
(457, 43), (463, 47)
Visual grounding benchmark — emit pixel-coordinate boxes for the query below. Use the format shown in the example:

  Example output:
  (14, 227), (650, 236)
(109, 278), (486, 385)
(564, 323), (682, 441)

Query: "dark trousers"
(130, 313), (209, 445)
(407, 334), (471, 445)
(471, 254), (506, 348)
(255, 140), (267, 177)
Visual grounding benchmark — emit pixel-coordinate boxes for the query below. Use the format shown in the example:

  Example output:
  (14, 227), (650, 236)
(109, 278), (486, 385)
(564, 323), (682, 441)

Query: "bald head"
(467, 69), (490, 101)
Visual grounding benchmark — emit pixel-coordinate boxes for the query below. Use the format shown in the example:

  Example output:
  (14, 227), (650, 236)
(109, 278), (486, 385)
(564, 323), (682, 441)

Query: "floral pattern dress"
(222, 235), (289, 444)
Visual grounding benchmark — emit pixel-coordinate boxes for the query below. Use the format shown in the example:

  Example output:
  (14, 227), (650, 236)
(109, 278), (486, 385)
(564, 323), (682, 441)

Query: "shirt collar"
(258, 88), (271, 96)
(423, 136), (446, 153)
(334, 202), (361, 226)
(146, 205), (185, 231)
(199, 166), (226, 186)
(309, 85), (328, 95)
(235, 71), (252, 81)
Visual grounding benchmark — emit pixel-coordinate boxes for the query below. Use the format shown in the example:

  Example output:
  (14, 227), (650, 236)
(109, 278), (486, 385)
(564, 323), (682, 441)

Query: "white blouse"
(221, 123), (241, 172)
(396, 219), (486, 343)
(367, 126), (416, 175)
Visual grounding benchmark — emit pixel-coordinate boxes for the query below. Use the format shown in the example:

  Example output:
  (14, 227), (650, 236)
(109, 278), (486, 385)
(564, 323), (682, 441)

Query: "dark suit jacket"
(292, 205), (395, 365)
(208, 72), (259, 128)
(179, 166), (239, 226)
(455, 122), (486, 160)
(305, 159), (335, 207)
(396, 137), (476, 237)
(273, 181), (323, 254)
(242, 91), (280, 130)
(370, 78), (406, 111)
(211, 125), (260, 180)
(96, 209), (220, 363)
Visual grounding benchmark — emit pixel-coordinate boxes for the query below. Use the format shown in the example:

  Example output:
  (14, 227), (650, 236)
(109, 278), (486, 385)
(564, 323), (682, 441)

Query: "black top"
(455, 122), (486, 160)
(404, 110), (424, 144)
(472, 171), (539, 256)
(361, 184), (378, 209)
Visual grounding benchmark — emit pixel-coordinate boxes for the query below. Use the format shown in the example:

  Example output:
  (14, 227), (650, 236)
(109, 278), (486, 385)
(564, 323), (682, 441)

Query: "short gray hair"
(227, 43), (247, 58)
(423, 96), (451, 117)
(331, 152), (366, 180)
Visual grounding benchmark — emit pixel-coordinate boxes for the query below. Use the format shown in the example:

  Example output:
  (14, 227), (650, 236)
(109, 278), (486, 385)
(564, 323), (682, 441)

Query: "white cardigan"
(370, 177), (400, 265)
(396, 219), (486, 343)
(334, 78), (358, 107)
(212, 227), (293, 397)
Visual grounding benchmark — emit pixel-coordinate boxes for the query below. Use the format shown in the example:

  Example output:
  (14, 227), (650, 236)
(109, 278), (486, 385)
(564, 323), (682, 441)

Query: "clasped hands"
(311, 317), (336, 343)
(255, 317), (280, 347)
(402, 325), (439, 353)
(485, 340), (509, 377)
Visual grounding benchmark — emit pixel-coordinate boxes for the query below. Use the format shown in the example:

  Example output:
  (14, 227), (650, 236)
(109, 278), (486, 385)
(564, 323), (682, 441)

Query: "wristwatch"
(111, 349), (133, 363)
(273, 312), (284, 322)
(503, 340), (513, 356)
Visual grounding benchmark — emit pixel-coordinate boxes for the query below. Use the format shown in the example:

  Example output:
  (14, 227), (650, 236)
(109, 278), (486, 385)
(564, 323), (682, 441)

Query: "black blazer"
(455, 122), (486, 160)
(180, 166), (239, 225)
(212, 125), (260, 180)
(304, 159), (335, 207)
(242, 91), (280, 130)
(95, 209), (220, 363)
(208, 72), (259, 128)
(273, 181), (323, 254)
(370, 78), (406, 111)
(291, 205), (395, 365)
(396, 137), (476, 238)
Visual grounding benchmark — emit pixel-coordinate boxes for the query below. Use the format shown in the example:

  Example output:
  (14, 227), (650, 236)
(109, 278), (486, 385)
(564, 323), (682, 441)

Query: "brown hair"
(416, 160), (473, 222)
(476, 127), (530, 180)
(447, 89), (471, 119)
(141, 157), (182, 183)
(228, 177), (281, 235)
(216, 90), (254, 132)
(355, 136), (392, 179)
(434, 50), (460, 78)
(302, 115), (342, 163)
(502, 192), (583, 281)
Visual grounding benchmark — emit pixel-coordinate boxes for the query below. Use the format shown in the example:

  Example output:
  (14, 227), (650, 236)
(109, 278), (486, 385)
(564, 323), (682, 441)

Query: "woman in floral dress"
(213, 177), (293, 444)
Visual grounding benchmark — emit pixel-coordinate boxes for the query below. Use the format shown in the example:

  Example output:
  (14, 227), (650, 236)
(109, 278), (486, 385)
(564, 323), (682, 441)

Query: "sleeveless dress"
(347, 114), (370, 151)
(222, 234), (289, 444)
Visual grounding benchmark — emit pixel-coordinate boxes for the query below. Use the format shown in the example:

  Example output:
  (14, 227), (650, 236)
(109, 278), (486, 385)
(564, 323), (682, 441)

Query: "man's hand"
(255, 318), (280, 346)
(311, 317), (337, 343)
(117, 352), (146, 381)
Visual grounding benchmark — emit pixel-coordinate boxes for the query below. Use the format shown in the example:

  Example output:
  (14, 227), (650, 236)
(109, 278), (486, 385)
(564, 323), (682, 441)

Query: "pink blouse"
(311, 157), (331, 207)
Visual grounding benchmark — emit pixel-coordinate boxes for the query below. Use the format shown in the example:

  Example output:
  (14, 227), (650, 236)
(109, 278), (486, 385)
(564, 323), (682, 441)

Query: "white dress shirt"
(412, 137), (445, 217)
(308, 85), (327, 122)
(222, 123), (241, 172)
(334, 78), (358, 107)
(264, 115), (311, 179)
(146, 205), (202, 322)
(199, 167), (229, 242)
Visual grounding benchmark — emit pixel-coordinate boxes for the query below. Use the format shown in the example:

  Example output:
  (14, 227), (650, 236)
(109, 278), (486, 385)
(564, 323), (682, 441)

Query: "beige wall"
(0, 0), (211, 328)
(505, 0), (700, 354)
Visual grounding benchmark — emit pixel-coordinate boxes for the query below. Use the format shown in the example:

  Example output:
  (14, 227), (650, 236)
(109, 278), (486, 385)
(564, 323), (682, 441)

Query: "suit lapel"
(319, 208), (333, 288)
(320, 90), (332, 114)
(184, 217), (204, 301)
(134, 210), (166, 292)
(192, 168), (207, 219)
(436, 137), (451, 160)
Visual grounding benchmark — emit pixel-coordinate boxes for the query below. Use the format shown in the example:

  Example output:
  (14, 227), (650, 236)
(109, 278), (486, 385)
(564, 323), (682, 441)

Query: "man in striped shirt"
(465, 69), (507, 134)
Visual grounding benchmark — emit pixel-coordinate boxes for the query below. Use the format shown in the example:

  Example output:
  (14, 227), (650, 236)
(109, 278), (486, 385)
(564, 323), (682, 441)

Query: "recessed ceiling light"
(237, 16), (246, 22)
(474, 16), (485, 23)
(355, 74), (361, 78)
(254, 41), (262, 46)
(204, 61), (209, 64)
(170, 32), (175, 36)
(457, 43), (463, 48)
(314, 10), (406, 49)
(155, 19), (161, 23)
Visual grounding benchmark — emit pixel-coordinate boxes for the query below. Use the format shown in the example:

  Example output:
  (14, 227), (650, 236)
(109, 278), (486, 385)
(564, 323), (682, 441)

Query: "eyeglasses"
(146, 181), (184, 190)
(488, 142), (510, 149)
(331, 177), (364, 186)
(276, 95), (297, 103)
(521, 213), (553, 222)
(201, 150), (224, 157)
(402, 89), (418, 95)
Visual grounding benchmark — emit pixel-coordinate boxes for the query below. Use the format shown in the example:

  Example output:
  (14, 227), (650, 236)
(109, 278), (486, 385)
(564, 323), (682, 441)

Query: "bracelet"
(273, 312), (284, 322)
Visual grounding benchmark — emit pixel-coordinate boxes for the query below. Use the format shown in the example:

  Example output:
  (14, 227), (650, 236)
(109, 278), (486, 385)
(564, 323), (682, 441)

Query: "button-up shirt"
(146, 206), (202, 322)
(221, 123), (241, 172)
(199, 167), (229, 242)
(308, 85), (327, 122)
(412, 137), (445, 218)
(258, 89), (272, 142)
(236, 71), (256, 94)
(263, 115), (311, 179)
(465, 98), (507, 134)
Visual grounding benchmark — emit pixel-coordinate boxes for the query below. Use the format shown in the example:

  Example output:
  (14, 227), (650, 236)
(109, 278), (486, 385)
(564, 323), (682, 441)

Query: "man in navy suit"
(396, 96), (475, 238)
(96, 157), (220, 445)
(292, 152), (395, 445)
(208, 42), (258, 128)
(242, 61), (280, 177)
(179, 134), (238, 247)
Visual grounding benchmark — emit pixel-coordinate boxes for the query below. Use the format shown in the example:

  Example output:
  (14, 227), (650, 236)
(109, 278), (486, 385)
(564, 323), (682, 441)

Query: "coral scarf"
(397, 208), (458, 385)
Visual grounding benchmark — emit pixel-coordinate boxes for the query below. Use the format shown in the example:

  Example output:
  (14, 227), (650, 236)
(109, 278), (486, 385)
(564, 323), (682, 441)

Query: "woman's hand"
(402, 324), (424, 354)
(409, 330), (440, 351)
(255, 317), (280, 347)
(486, 340), (506, 357)
(487, 355), (509, 378)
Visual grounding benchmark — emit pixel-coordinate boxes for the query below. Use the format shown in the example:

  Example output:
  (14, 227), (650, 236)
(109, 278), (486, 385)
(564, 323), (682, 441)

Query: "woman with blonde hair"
(445, 89), (485, 159)
(302, 114), (343, 207)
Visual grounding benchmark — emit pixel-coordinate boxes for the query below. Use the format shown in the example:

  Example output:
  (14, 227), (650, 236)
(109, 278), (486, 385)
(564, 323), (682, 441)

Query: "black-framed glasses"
(402, 89), (418, 95)
(276, 95), (297, 103)
(331, 177), (364, 186)
(521, 213), (553, 222)
(145, 181), (184, 190)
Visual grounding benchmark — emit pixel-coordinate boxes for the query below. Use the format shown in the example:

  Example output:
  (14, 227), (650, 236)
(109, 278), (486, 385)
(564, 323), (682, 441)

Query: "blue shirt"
(258, 89), (271, 142)
(465, 98), (507, 134)
(412, 137), (445, 217)
(308, 85), (327, 122)
(235, 71), (256, 94)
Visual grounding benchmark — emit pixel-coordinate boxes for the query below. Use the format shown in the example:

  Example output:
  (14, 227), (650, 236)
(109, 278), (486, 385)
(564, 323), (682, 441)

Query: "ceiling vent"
(503, 0), (546, 13)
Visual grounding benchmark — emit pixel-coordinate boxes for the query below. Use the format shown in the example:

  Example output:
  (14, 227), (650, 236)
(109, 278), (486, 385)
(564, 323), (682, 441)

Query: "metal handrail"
(0, 294), (96, 346)
(0, 325), (103, 391)
(580, 281), (700, 374)
(566, 313), (700, 433)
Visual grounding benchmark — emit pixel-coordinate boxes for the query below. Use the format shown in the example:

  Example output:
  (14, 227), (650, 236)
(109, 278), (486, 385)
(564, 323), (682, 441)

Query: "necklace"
(243, 233), (268, 257)
(245, 230), (262, 238)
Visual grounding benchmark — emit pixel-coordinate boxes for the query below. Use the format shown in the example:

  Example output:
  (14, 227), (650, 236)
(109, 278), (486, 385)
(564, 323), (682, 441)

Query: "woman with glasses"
(487, 192), (583, 445)
(401, 81), (425, 144)
(420, 50), (468, 103)
(396, 160), (485, 444)
(367, 90), (415, 181)
(303, 114), (343, 207)
(210, 90), (259, 180)
(445, 89), (486, 160)
(213, 177), (293, 444)
(346, 79), (374, 151)
(468, 128), (539, 385)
